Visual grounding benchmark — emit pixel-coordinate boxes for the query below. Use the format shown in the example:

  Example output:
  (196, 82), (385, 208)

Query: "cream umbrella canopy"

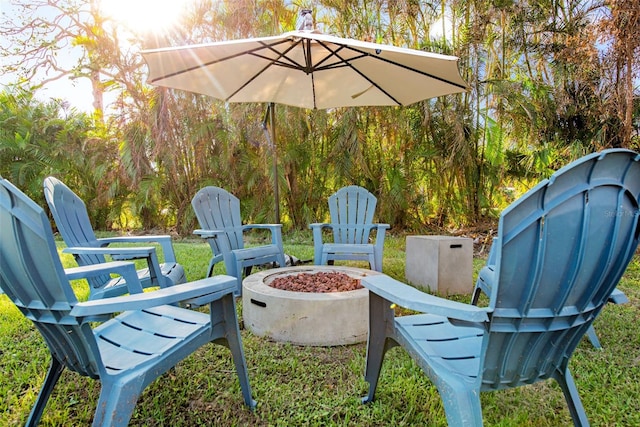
(141, 30), (468, 110)
(141, 21), (469, 222)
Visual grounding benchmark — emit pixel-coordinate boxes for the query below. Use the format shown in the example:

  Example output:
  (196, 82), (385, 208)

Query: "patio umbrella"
(141, 15), (469, 222)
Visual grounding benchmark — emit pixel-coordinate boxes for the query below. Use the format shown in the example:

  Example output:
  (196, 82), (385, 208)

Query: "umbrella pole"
(269, 102), (280, 224)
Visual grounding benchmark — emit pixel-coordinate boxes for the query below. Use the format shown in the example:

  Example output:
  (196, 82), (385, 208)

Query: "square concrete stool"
(405, 235), (473, 295)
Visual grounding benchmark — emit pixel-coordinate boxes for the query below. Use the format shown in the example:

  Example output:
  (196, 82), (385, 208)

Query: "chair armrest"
(70, 275), (237, 318)
(65, 261), (144, 294)
(320, 223), (387, 234)
(193, 229), (233, 261)
(63, 246), (167, 288)
(372, 223), (390, 244)
(362, 275), (489, 323)
(242, 224), (282, 230)
(97, 235), (177, 263)
(309, 223), (332, 230)
(63, 246), (156, 259)
(309, 223), (333, 244)
(242, 224), (284, 247)
(193, 229), (226, 238)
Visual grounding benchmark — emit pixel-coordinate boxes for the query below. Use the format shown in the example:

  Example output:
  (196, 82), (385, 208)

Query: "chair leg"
(362, 293), (395, 403)
(276, 252), (286, 269)
(437, 381), (484, 427)
(373, 251), (383, 273)
(368, 254), (378, 272)
(211, 294), (256, 408)
(223, 258), (241, 296)
(26, 357), (65, 427)
(586, 287), (627, 348)
(232, 260), (246, 296)
(93, 376), (144, 427)
(585, 326), (602, 349)
(554, 367), (590, 427)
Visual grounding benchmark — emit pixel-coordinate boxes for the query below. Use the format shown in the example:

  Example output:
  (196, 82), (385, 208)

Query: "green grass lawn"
(1, 233), (639, 426)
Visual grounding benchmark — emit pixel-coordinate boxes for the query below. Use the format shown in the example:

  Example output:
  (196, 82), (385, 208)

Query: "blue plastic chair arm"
(65, 261), (137, 280)
(243, 224), (282, 230)
(242, 224), (284, 247)
(322, 223), (388, 233)
(63, 246), (167, 289)
(65, 260), (145, 294)
(374, 224), (390, 241)
(309, 223), (332, 246)
(63, 246), (156, 259)
(193, 229), (233, 258)
(362, 275), (489, 323)
(70, 276), (237, 318)
(309, 223), (332, 229)
(97, 235), (177, 263)
(193, 229), (226, 238)
(98, 235), (173, 243)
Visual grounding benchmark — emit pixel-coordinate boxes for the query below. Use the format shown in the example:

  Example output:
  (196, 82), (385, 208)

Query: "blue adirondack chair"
(191, 186), (286, 295)
(360, 149), (640, 426)
(0, 177), (255, 427)
(472, 235), (630, 349)
(43, 176), (186, 300)
(309, 185), (389, 272)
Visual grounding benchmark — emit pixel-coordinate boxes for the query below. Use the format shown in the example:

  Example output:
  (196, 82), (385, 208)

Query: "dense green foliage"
(1, 0), (638, 234)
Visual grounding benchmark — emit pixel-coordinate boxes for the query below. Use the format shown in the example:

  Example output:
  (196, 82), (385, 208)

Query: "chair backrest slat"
(328, 185), (377, 244)
(43, 177), (111, 289)
(192, 187), (245, 252)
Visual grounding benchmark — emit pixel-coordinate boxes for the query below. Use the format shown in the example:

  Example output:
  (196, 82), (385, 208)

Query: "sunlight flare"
(99, 0), (190, 33)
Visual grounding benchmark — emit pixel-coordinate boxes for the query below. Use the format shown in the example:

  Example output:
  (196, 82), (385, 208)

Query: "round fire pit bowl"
(242, 266), (381, 346)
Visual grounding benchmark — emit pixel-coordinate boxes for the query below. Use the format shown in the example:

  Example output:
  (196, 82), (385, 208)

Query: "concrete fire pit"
(242, 266), (381, 346)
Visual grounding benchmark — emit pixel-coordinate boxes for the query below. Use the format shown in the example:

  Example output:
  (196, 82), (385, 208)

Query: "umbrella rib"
(225, 39), (319, 101)
(346, 43), (468, 89)
(252, 39), (312, 70)
(312, 40), (402, 105)
(148, 38), (303, 84)
(310, 39), (469, 104)
(248, 53), (308, 71)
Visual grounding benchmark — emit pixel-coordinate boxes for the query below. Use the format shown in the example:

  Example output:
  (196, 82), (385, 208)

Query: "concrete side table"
(405, 235), (473, 295)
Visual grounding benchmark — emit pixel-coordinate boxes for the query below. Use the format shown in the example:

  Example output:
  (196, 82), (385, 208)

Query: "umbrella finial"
(297, 9), (314, 31)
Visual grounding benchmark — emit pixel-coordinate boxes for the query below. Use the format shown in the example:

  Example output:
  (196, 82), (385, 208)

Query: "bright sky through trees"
(99, 0), (190, 34)
(0, 0), (192, 112)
